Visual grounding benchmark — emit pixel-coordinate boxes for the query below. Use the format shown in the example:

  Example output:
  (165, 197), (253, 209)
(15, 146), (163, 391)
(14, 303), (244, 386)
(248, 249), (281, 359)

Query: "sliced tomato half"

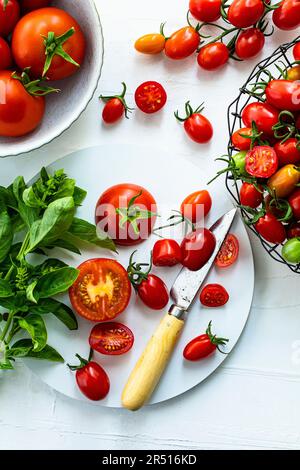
(69, 258), (131, 322)
(215, 233), (239, 268)
(89, 322), (134, 355)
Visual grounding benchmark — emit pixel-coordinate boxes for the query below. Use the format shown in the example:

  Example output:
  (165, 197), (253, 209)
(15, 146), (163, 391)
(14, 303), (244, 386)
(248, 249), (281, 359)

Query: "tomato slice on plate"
(69, 258), (131, 322)
(89, 322), (134, 355)
(200, 284), (229, 307)
(135, 81), (167, 114)
(215, 233), (239, 268)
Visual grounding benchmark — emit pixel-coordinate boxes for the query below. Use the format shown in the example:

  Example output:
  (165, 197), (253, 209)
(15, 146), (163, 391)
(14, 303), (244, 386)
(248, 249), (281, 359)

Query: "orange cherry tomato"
(165, 26), (200, 60)
(287, 65), (300, 81)
(267, 164), (300, 199)
(135, 27), (166, 54)
(231, 127), (253, 150)
(215, 233), (239, 268)
(180, 190), (212, 222)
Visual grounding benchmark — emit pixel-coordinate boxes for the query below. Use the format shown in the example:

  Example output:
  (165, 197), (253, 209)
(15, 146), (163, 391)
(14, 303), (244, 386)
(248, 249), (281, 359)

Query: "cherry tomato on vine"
(266, 80), (300, 112)
(181, 228), (216, 271)
(287, 65), (300, 81)
(89, 322), (134, 356)
(227, 0), (264, 29)
(95, 183), (157, 246)
(0, 70), (50, 137)
(245, 146), (278, 178)
(12, 7), (85, 80)
(235, 28), (265, 60)
(231, 127), (254, 150)
(68, 354), (110, 401)
(197, 42), (229, 71)
(175, 101), (213, 144)
(282, 237), (300, 264)
(254, 213), (286, 244)
(215, 233), (239, 268)
(181, 190), (212, 223)
(274, 138), (300, 167)
(272, 0), (300, 31)
(135, 25), (166, 54)
(264, 194), (290, 220)
(183, 321), (229, 361)
(200, 284), (229, 307)
(152, 239), (182, 267)
(135, 81), (167, 114)
(287, 222), (300, 239)
(100, 82), (132, 124)
(242, 102), (279, 136)
(267, 164), (300, 198)
(0, 0), (19, 37)
(165, 26), (200, 60)
(293, 42), (300, 61)
(69, 258), (132, 322)
(240, 182), (263, 208)
(0, 38), (12, 70)
(20, 0), (51, 12)
(288, 188), (300, 220)
(189, 0), (221, 22)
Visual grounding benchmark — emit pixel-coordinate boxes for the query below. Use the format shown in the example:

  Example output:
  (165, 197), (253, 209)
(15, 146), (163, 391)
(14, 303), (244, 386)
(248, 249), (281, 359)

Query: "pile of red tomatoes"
(135, 0), (300, 71)
(0, 0), (85, 137)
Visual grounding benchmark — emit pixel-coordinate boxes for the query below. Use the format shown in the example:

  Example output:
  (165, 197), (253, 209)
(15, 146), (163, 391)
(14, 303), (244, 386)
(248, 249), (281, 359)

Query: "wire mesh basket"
(225, 35), (300, 273)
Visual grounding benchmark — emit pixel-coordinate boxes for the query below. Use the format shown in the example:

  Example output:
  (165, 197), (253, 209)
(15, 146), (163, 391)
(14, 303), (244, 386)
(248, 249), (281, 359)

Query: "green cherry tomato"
(233, 151), (248, 175)
(282, 238), (300, 264)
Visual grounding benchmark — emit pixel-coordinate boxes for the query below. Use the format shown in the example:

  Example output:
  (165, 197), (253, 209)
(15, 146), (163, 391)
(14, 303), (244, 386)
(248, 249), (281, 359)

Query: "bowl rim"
(0, 0), (104, 159)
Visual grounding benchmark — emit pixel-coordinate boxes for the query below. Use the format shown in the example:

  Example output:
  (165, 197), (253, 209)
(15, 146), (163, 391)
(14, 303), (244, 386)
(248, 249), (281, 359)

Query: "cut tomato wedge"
(89, 322), (134, 355)
(69, 258), (131, 322)
(215, 233), (239, 268)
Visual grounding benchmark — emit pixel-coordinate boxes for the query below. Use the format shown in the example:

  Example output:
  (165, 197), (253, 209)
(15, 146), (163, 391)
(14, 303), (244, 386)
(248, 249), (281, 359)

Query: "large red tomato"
(12, 7), (85, 80)
(0, 0), (19, 37)
(95, 183), (157, 246)
(0, 70), (45, 137)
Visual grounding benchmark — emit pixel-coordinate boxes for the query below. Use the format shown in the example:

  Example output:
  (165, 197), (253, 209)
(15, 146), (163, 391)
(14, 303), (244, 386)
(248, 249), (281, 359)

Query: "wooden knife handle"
(121, 313), (184, 411)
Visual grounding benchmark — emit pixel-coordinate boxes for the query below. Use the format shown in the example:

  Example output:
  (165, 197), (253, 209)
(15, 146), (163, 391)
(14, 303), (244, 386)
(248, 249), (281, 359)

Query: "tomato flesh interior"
(89, 322), (134, 355)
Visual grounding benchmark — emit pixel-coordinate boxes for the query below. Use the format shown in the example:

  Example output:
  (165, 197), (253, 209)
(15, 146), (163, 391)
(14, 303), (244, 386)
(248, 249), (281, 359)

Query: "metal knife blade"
(170, 207), (237, 311)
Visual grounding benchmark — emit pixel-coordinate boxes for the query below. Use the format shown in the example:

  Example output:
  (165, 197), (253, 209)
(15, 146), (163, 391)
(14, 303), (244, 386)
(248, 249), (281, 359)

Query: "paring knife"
(122, 207), (237, 411)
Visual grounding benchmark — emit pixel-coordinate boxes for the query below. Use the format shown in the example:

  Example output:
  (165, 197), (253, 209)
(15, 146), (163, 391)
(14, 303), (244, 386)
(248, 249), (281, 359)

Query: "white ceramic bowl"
(0, 0), (103, 158)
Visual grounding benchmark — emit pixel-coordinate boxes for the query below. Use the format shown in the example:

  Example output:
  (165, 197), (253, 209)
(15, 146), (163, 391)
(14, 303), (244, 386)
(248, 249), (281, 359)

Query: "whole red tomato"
(245, 146), (278, 178)
(183, 321), (229, 361)
(152, 239), (182, 267)
(135, 81), (167, 114)
(180, 189), (212, 222)
(266, 80), (300, 112)
(68, 354), (110, 401)
(294, 42), (300, 61)
(0, 70), (46, 137)
(231, 127), (254, 150)
(95, 183), (157, 246)
(165, 26), (200, 60)
(288, 188), (300, 220)
(20, 0), (51, 12)
(0, 38), (12, 70)
(254, 213), (286, 244)
(242, 102), (279, 136)
(240, 182), (263, 208)
(181, 228), (216, 271)
(287, 222), (300, 239)
(273, 0), (300, 30)
(227, 0), (264, 28)
(274, 138), (300, 167)
(137, 274), (169, 310)
(175, 102), (213, 144)
(0, 0), (19, 37)
(189, 0), (221, 22)
(100, 82), (132, 124)
(197, 42), (229, 71)
(235, 28), (265, 59)
(12, 7), (85, 80)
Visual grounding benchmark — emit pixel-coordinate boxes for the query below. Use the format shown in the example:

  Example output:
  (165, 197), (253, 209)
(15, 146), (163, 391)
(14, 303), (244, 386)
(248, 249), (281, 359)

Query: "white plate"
(23, 144), (254, 408)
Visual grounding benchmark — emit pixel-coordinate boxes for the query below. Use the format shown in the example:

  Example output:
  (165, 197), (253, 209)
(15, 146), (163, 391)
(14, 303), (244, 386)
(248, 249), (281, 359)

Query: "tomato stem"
(42, 27), (80, 77)
(127, 251), (152, 289)
(3, 0), (8, 10)
(100, 82), (134, 119)
(11, 68), (60, 96)
(174, 101), (205, 122)
(206, 321), (229, 354)
(67, 352), (91, 371)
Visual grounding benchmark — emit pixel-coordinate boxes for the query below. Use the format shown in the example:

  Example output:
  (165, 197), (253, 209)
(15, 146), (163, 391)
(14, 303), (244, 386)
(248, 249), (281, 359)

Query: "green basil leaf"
(0, 186), (17, 210)
(35, 267), (79, 298)
(0, 279), (13, 298)
(73, 186), (87, 206)
(67, 217), (117, 252)
(30, 298), (78, 330)
(10, 339), (64, 362)
(0, 360), (14, 369)
(26, 197), (75, 253)
(53, 178), (75, 200)
(0, 292), (29, 312)
(23, 186), (45, 209)
(26, 281), (38, 304)
(10, 213), (25, 233)
(18, 314), (47, 352)
(0, 209), (13, 263)
(41, 167), (49, 182)
(45, 237), (81, 255)
(34, 258), (67, 275)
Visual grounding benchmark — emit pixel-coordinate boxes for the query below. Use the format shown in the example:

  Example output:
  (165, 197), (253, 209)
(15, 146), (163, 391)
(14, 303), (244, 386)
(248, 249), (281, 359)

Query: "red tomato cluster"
(0, 1), (85, 137)
(134, 0), (300, 71)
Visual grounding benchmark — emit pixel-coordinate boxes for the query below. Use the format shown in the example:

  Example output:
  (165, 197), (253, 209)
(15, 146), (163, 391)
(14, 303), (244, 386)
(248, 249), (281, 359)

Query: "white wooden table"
(1, 0), (300, 450)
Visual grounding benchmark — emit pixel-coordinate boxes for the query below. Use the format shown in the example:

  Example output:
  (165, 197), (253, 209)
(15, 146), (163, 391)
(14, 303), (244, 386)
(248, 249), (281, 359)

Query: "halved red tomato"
(215, 233), (239, 268)
(89, 322), (134, 355)
(69, 258), (131, 322)
(245, 146), (278, 178)
(200, 284), (229, 307)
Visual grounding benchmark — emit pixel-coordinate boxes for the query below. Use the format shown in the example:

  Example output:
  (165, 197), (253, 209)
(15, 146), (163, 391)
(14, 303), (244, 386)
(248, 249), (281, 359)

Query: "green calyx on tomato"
(42, 27), (80, 77)
(272, 110), (298, 143)
(203, 321), (229, 353)
(12, 68), (59, 96)
(100, 82), (134, 119)
(67, 351), (93, 371)
(282, 237), (300, 264)
(116, 190), (157, 236)
(174, 101), (204, 123)
(3, 0), (8, 10)
(154, 209), (195, 235)
(127, 250), (152, 289)
(209, 151), (250, 184)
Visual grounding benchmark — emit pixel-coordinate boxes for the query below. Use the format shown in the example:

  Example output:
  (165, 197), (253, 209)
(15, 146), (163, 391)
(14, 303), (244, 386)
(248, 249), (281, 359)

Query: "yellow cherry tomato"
(287, 65), (300, 81)
(135, 27), (166, 55)
(268, 164), (300, 198)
